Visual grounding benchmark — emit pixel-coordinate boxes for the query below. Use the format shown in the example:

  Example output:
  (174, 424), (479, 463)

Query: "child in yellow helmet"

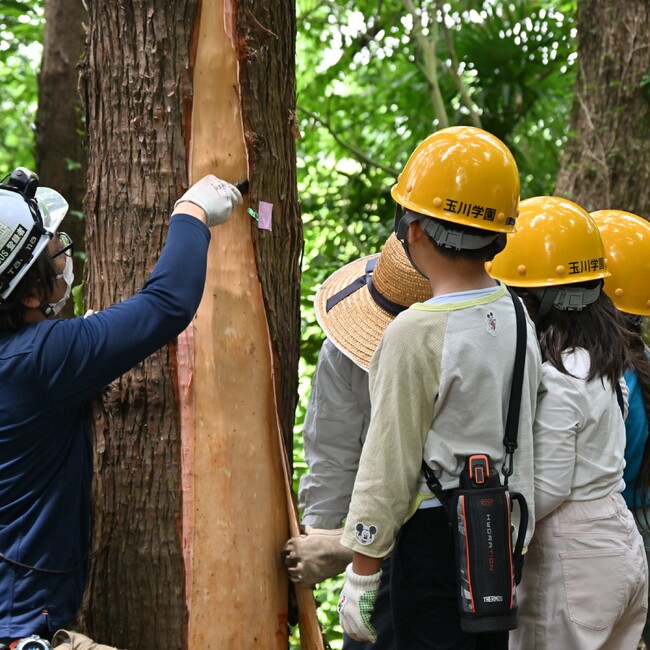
(282, 232), (432, 650)
(489, 197), (647, 650)
(337, 126), (544, 649)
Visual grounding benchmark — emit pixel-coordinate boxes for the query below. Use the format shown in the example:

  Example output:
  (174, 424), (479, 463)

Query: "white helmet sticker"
(0, 220), (16, 251)
(0, 223), (28, 266)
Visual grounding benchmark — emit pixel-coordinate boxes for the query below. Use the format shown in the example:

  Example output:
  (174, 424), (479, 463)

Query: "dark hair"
(515, 285), (630, 387)
(0, 247), (58, 334)
(624, 319), (650, 530)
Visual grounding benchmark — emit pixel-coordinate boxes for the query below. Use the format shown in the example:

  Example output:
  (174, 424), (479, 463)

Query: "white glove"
(174, 175), (243, 227)
(52, 629), (123, 649)
(337, 563), (381, 643)
(282, 527), (353, 587)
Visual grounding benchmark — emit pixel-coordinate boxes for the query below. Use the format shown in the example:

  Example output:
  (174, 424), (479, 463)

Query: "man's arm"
(299, 339), (369, 528)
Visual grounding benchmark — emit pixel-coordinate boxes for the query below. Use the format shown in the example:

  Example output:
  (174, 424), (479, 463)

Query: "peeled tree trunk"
(555, 0), (650, 215)
(79, 1), (312, 648)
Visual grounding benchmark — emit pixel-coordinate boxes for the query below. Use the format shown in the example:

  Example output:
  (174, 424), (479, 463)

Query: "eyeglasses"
(52, 232), (74, 259)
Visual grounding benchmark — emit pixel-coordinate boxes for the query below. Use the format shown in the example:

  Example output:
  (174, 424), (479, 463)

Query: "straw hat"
(315, 233), (433, 369)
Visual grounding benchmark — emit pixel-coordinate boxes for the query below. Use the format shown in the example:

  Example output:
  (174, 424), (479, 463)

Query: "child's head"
(487, 196), (609, 317)
(391, 126), (520, 267)
(488, 195), (630, 385)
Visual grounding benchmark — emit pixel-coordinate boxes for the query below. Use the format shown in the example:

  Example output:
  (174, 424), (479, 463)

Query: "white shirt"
(534, 348), (628, 520)
(298, 338), (371, 529)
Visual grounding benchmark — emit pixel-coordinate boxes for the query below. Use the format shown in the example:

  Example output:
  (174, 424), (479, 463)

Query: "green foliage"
(72, 283), (84, 316)
(0, 0), (44, 172)
(289, 574), (346, 649)
(448, 2), (577, 196)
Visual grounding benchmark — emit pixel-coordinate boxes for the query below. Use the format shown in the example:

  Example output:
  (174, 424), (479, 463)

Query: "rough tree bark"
(77, 1), (306, 648)
(77, 3), (198, 648)
(554, 0), (650, 216)
(238, 0), (302, 453)
(35, 0), (88, 316)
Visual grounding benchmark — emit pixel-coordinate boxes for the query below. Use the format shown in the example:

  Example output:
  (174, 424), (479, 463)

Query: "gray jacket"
(299, 338), (370, 529)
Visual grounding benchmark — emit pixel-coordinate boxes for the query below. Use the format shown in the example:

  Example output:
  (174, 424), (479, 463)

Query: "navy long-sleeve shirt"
(0, 214), (210, 637)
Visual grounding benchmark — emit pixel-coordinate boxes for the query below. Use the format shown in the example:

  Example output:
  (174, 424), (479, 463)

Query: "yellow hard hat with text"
(591, 209), (650, 315)
(391, 126), (520, 233)
(486, 196), (610, 287)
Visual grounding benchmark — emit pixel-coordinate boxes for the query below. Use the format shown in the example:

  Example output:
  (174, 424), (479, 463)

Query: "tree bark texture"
(35, 0), (88, 317)
(234, 5), (322, 646)
(78, 2), (198, 648)
(237, 0), (303, 446)
(554, 0), (650, 216)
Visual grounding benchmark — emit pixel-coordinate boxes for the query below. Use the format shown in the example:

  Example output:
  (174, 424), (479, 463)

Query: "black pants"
(391, 508), (508, 650)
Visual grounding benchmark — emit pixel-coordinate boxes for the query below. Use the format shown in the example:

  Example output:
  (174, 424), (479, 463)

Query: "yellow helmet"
(391, 126), (520, 234)
(487, 196), (610, 288)
(590, 210), (650, 316)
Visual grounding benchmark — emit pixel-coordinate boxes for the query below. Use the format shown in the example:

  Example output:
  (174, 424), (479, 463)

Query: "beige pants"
(510, 493), (648, 650)
(52, 630), (124, 650)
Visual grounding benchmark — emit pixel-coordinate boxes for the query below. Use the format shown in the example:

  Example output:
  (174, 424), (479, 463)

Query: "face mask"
(46, 255), (74, 316)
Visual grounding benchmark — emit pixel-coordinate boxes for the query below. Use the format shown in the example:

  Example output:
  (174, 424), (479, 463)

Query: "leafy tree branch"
(298, 106), (400, 177)
(402, 0), (448, 128)
(436, 1), (482, 127)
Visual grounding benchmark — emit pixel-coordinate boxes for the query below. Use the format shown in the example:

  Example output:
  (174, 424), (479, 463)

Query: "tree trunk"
(35, 0), (88, 317)
(78, 2), (199, 648)
(178, 0), (311, 646)
(554, 0), (650, 215)
(237, 0), (302, 456)
(78, 1), (307, 649)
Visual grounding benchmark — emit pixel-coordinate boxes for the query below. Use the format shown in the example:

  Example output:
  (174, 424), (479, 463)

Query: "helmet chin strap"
(532, 282), (602, 321)
(624, 312), (644, 328)
(535, 288), (557, 322)
(394, 206), (429, 278)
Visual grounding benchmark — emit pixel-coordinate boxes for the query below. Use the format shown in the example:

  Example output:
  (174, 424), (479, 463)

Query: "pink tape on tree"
(258, 201), (273, 231)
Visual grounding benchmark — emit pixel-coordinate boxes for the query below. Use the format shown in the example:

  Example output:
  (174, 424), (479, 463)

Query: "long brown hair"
(517, 286), (631, 387)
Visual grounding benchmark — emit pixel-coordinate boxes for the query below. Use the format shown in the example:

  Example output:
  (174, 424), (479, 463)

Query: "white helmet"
(0, 168), (68, 300)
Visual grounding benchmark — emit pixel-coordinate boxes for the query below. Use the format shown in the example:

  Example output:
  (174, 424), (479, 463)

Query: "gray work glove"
(174, 175), (243, 227)
(282, 526), (353, 587)
(52, 629), (124, 649)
